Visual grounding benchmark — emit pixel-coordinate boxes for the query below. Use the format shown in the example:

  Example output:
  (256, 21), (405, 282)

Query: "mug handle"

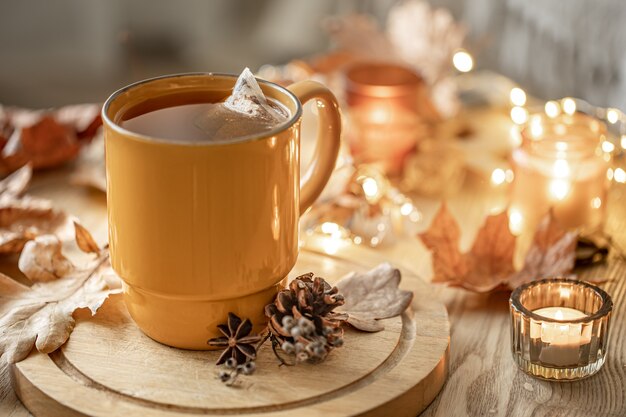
(287, 81), (341, 215)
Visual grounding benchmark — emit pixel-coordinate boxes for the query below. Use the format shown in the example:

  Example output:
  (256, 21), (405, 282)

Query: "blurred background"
(0, 0), (624, 109)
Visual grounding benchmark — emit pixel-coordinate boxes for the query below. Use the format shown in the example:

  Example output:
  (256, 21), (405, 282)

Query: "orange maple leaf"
(419, 204), (515, 292)
(419, 204), (578, 292)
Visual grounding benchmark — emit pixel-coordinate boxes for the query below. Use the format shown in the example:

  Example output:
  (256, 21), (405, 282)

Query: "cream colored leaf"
(73, 221), (100, 254)
(0, 249), (120, 363)
(18, 235), (74, 282)
(336, 263), (413, 332)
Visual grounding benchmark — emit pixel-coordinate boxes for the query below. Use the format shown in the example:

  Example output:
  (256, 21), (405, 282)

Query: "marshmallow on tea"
(194, 68), (288, 140)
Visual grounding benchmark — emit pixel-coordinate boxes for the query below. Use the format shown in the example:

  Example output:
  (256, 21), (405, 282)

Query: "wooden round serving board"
(11, 248), (449, 417)
(10, 172), (450, 417)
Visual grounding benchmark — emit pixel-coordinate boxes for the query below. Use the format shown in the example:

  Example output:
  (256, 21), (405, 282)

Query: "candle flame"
(549, 179), (570, 200)
(555, 309), (564, 320)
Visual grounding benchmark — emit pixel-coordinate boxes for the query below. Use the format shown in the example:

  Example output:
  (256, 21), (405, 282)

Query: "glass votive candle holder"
(510, 278), (612, 381)
(509, 112), (609, 236)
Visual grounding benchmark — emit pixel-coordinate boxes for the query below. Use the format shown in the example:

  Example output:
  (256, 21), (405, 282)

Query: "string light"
(491, 168), (506, 185)
(614, 168), (626, 184)
(510, 106), (529, 125)
(545, 101), (560, 118)
(510, 88), (527, 106)
(562, 98), (576, 115)
(601, 141), (615, 153)
(452, 50), (473, 72)
(607, 109), (619, 124)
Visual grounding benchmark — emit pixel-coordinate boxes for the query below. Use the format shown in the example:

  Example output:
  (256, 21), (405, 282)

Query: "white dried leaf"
(18, 235), (74, 282)
(0, 250), (120, 363)
(336, 263), (413, 332)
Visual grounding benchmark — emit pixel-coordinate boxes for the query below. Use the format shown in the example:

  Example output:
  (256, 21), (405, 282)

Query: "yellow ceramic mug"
(102, 73), (341, 349)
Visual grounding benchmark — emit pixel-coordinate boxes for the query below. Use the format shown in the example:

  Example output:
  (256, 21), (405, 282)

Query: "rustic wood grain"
(2, 156), (625, 417)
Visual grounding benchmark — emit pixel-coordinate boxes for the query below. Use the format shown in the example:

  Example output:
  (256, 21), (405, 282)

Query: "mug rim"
(101, 72), (303, 146)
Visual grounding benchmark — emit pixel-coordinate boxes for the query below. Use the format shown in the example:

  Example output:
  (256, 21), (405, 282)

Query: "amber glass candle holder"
(345, 62), (428, 176)
(510, 279), (612, 381)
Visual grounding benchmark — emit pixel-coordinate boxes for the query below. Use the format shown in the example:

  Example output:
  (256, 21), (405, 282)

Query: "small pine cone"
(265, 273), (347, 361)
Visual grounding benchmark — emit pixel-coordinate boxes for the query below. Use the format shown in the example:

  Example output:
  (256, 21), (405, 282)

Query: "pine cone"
(265, 273), (347, 363)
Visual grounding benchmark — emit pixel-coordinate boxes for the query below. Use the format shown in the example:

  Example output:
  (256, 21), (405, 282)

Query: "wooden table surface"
(1, 160), (625, 416)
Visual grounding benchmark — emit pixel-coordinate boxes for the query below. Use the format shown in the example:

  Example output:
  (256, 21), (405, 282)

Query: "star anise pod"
(208, 312), (262, 365)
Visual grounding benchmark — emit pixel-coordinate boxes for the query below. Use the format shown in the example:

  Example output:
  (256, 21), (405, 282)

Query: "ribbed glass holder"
(509, 279), (612, 381)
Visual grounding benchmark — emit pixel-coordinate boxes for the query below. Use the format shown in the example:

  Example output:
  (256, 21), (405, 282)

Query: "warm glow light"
(560, 288), (571, 298)
(509, 126), (522, 146)
(400, 202), (414, 216)
(602, 141), (615, 153)
(509, 209), (524, 235)
(362, 177), (379, 198)
(607, 168), (614, 181)
(553, 159), (570, 177)
(545, 101), (560, 118)
(614, 168), (626, 183)
(322, 237), (340, 255)
(321, 222), (339, 235)
(550, 179), (571, 200)
(555, 141), (568, 151)
(591, 197), (602, 209)
(555, 310), (565, 321)
(562, 98), (576, 115)
(511, 106), (529, 125)
(621, 135), (626, 150)
(353, 236), (362, 245)
(607, 108), (619, 124)
(510, 88), (527, 106)
(505, 169), (515, 183)
(491, 168), (506, 185)
(369, 107), (391, 124)
(453, 50), (473, 72)
(530, 120), (543, 137)
(409, 211), (422, 222)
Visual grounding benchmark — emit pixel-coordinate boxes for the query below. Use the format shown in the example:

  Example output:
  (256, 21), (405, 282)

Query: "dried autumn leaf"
(419, 204), (516, 292)
(419, 205), (579, 292)
(0, 104), (102, 174)
(335, 263), (413, 332)
(18, 235), (74, 282)
(508, 212), (577, 289)
(0, 164), (74, 254)
(0, 196), (74, 255)
(0, 163), (31, 198)
(74, 221), (101, 254)
(0, 248), (119, 363)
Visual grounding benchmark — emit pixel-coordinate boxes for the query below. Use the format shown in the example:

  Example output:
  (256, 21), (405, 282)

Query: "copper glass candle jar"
(345, 62), (428, 175)
(509, 113), (609, 235)
(510, 279), (612, 380)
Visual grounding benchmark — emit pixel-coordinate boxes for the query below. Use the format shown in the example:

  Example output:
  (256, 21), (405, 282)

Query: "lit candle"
(530, 307), (591, 366)
(510, 279), (613, 380)
(510, 113), (609, 236)
(345, 62), (433, 176)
